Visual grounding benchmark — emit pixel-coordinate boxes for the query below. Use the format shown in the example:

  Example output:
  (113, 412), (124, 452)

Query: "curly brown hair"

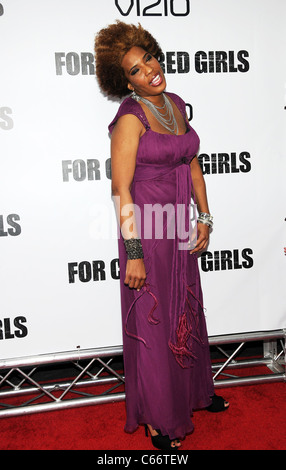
(94, 21), (163, 99)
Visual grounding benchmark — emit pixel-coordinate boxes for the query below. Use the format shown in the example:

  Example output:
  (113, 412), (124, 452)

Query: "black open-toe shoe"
(206, 393), (229, 413)
(144, 425), (179, 451)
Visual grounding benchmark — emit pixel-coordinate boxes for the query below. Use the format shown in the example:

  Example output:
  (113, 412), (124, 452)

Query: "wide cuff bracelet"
(124, 238), (144, 260)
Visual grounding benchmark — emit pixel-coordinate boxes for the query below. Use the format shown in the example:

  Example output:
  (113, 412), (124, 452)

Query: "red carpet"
(0, 374), (285, 450)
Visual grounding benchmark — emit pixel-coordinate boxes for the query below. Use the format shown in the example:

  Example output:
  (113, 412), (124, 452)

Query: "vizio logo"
(115, 0), (191, 17)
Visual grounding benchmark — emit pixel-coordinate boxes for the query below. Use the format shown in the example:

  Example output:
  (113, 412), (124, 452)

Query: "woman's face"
(121, 46), (166, 100)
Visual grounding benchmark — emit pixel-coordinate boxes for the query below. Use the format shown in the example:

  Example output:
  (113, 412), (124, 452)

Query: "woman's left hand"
(190, 223), (209, 254)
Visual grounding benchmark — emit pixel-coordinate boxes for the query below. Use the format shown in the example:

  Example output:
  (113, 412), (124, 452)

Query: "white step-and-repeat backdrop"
(1, 0), (285, 360)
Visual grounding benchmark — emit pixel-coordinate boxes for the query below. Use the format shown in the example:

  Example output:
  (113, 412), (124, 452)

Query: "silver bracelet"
(197, 212), (213, 228)
(124, 238), (144, 260)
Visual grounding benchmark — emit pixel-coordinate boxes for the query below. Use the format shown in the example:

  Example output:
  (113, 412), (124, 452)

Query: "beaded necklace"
(132, 92), (178, 135)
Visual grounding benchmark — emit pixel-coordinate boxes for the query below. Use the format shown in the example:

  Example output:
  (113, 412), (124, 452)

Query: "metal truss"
(0, 330), (285, 418)
(209, 329), (285, 388)
(0, 346), (125, 419)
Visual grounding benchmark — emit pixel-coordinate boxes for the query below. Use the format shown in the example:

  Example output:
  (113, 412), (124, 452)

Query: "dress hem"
(123, 395), (213, 441)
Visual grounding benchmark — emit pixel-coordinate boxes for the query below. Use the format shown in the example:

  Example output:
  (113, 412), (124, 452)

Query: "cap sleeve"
(108, 97), (150, 134)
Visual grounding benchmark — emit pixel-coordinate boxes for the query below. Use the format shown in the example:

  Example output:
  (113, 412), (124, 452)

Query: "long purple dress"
(109, 92), (214, 441)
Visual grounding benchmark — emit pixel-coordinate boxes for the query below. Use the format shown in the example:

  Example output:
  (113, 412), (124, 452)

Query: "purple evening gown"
(109, 92), (214, 441)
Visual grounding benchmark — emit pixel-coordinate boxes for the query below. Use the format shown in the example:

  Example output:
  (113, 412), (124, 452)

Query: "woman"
(94, 21), (228, 450)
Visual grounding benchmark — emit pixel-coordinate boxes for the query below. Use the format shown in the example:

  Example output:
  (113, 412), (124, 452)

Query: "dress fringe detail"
(124, 283), (159, 346)
(169, 284), (205, 368)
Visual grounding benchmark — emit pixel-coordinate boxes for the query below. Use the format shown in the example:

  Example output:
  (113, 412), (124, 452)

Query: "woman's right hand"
(124, 258), (146, 291)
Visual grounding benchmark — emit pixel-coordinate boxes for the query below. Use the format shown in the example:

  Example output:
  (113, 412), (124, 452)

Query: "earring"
(131, 90), (140, 101)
